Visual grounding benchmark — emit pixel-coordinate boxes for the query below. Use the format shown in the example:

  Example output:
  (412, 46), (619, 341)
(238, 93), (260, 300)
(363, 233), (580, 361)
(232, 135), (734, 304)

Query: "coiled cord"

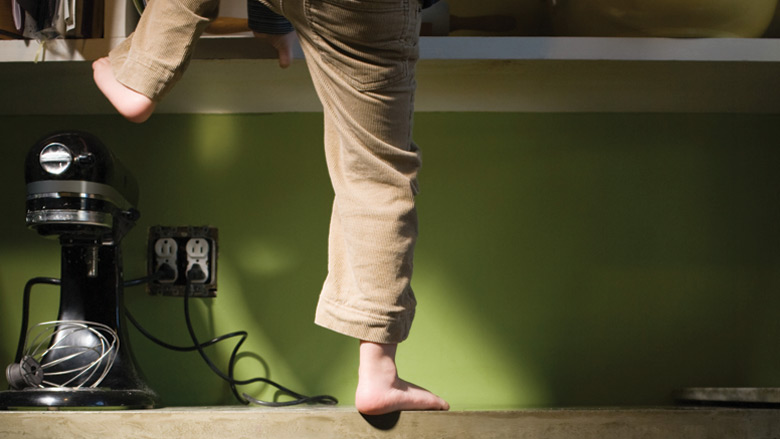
(15, 271), (337, 407)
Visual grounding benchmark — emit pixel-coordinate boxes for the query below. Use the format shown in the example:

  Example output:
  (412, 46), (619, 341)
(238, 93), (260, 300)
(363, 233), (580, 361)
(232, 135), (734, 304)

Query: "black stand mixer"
(0, 131), (158, 409)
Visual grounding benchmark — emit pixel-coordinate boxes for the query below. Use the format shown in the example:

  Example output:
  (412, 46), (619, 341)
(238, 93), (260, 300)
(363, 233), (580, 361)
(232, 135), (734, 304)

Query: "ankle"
(358, 341), (398, 378)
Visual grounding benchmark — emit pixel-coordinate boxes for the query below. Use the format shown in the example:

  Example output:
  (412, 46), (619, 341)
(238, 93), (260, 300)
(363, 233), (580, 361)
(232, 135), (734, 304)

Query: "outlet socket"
(147, 226), (218, 297)
(154, 238), (178, 283)
(185, 238), (210, 284)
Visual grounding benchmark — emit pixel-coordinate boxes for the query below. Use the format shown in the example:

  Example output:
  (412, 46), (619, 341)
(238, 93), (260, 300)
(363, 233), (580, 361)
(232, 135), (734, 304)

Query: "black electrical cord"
(122, 267), (337, 407)
(123, 269), (239, 353)
(123, 309), (244, 353)
(14, 270), (336, 407)
(180, 266), (337, 406)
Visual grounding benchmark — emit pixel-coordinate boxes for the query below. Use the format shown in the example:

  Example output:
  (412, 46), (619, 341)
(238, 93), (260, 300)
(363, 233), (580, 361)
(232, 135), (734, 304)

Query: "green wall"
(1, 112), (780, 408)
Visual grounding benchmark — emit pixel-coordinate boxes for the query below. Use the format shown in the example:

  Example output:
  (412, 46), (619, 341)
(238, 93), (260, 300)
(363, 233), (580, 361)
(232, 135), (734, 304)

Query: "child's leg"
(92, 58), (155, 123)
(285, 0), (449, 414)
(355, 341), (449, 415)
(93, 0), (218, 122)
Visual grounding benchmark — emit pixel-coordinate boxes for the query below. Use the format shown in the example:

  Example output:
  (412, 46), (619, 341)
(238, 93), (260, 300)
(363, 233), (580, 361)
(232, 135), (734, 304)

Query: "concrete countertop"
(2, 406), (780, 439)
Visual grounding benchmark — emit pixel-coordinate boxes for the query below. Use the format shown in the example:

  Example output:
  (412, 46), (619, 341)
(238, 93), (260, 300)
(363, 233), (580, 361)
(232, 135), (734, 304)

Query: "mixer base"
(0, 387), (158, 410)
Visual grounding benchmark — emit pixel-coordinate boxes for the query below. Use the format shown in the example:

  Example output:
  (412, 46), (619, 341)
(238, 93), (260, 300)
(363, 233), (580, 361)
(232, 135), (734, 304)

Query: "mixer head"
(24, 131), (140, 243)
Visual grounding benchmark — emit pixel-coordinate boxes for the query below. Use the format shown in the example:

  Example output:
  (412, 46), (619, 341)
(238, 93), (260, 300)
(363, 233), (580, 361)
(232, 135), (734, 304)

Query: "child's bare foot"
(92, 57), (156, 123)
(355, 341), (449, 416)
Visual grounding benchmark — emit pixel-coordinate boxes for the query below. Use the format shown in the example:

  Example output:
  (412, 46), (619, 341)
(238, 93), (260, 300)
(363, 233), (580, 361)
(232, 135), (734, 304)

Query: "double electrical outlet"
(147, 226), (218, 297)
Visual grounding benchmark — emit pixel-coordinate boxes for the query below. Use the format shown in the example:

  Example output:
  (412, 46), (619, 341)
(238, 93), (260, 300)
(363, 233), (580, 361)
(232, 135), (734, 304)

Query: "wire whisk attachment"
(6, 320), (119, 390)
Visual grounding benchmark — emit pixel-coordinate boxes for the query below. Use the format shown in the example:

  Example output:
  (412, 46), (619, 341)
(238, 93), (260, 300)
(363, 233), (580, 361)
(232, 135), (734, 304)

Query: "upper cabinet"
(1, 0), (779, 114)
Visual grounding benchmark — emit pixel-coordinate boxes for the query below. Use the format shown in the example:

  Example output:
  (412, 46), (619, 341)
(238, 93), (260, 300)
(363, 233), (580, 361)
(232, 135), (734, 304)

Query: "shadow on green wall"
(1, 112), (780, 409)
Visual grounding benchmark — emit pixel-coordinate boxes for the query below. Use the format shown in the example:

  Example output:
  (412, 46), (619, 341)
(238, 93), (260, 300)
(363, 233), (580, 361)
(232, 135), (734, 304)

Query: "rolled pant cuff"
(314, 298), (414, 344)
(110, 49), (176, 101)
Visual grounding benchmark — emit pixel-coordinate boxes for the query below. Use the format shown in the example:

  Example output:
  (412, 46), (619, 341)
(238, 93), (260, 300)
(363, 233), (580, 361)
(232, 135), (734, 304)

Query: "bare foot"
(92, 57), (156, 123)
(355, 341), (449, 415)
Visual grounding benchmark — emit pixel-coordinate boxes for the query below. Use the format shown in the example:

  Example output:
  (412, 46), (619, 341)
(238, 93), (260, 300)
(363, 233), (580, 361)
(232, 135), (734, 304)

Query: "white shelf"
(5, 35), (780, 63)
(190, 35), (780, 63)
(1, 36), (779, 114)
(0, 38), (122, 62)
(419, 36), (780, 62)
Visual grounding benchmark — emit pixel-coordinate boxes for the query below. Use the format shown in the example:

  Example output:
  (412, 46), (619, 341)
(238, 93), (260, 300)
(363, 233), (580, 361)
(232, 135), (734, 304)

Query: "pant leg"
(108, 0), (219, 100)
(280, 0), (423, 344)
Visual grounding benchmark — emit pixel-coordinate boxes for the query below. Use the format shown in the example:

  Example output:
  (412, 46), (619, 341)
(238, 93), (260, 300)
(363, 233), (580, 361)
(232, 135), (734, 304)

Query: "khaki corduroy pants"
(110, 0), (423, 344)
